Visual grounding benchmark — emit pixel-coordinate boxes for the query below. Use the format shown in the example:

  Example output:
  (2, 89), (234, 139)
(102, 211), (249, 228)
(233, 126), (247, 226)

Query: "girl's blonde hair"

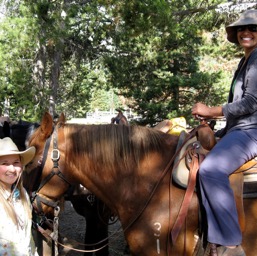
(0, 174), (32, 227)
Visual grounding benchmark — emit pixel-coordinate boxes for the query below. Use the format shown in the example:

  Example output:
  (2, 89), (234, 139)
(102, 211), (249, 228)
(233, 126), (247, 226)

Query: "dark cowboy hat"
(226, 10), (257, 44)
(115, 108), (125, 112)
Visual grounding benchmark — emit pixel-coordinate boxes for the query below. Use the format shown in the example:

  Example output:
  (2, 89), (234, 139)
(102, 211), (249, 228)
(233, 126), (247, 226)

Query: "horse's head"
(25, 112), (54, 173)
(25, 112), (69, 218)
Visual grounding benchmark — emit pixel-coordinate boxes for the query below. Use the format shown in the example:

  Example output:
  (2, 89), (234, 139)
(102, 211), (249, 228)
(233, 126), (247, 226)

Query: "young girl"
(0, 137), (38, 256)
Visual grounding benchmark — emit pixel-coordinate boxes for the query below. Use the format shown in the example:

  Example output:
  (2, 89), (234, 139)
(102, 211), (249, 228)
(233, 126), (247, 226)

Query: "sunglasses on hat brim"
(237, 25), (257, 32)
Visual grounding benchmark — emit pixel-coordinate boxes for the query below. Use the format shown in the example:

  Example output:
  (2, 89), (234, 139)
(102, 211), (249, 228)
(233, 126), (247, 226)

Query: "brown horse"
(25, 112), (257, 256)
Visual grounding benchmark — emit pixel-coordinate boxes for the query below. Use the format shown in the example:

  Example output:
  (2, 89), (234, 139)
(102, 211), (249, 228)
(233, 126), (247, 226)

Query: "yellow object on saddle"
(168, 117), (187, 136)
(154, 117), (187, 135)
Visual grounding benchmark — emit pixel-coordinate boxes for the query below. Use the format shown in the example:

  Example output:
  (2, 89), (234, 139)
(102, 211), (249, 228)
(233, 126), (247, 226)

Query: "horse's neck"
(81, 154), (172, 222)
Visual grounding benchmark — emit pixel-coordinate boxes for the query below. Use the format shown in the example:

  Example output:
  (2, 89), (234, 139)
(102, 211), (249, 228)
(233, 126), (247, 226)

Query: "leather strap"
(171, 149), (204, 243)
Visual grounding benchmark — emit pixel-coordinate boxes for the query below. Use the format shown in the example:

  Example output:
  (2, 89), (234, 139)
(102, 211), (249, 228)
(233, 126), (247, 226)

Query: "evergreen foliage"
(0, 0), (253, 126)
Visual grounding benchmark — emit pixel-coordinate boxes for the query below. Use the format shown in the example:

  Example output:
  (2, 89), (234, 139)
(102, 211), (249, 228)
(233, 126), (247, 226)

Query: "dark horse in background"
(25, 112), (257, 256)
(1, 119), (111, 256)
(0, 120), (39, 150)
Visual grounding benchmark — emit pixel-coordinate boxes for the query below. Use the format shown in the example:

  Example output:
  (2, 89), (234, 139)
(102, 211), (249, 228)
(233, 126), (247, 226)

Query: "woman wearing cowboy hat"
(0, 137), (38, 255)
(192, 9), (257, 256)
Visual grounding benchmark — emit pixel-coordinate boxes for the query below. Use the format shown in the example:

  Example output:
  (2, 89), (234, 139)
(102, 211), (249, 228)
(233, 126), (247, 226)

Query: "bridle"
(29, 125), (72, 225)
(28, 124), (73, 256)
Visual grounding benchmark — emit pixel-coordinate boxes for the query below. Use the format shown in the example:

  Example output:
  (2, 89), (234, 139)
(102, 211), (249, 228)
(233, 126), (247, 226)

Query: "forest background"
(0, 0), (256, 126)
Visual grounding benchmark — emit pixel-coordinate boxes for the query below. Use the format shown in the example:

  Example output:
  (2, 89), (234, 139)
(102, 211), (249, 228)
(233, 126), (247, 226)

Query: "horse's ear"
(40, 112), (53, 137)
(58, 113), (66, 123)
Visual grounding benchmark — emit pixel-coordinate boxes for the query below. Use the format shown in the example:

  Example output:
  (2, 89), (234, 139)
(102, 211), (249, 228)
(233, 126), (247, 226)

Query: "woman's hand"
(192, 103), (223, 118)
(192, 103), (210, 117)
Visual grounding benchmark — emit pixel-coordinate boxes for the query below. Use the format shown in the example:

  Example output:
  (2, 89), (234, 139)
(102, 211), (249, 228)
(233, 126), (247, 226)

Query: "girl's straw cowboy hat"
(0, 137), (35, 165)
(226, 10), (257, 44)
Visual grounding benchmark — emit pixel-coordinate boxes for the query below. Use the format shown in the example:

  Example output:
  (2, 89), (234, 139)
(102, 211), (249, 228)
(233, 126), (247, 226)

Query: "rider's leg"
(198, 128), (257, 246)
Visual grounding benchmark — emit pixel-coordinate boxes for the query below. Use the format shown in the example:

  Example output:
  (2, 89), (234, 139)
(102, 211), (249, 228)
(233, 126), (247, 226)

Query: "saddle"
(172, 127), (257, 233)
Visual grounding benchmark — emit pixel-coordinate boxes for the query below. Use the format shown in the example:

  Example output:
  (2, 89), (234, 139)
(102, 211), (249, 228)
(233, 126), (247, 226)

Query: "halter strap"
(31, 125), (72, 211)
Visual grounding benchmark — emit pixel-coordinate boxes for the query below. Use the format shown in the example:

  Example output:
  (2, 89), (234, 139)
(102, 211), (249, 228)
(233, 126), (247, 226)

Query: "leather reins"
(119, 124), (206, 237)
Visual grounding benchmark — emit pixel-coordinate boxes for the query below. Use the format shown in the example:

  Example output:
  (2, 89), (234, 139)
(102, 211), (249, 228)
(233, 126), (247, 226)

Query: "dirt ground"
(58, 201), (128, 256)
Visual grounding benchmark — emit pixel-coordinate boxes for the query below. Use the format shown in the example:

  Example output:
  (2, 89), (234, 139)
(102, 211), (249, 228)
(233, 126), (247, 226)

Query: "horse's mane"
(64, 124), (168, 172)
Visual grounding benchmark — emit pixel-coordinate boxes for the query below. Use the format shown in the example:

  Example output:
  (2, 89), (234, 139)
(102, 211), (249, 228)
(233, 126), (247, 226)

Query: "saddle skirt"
(173, 130), (257, 197)
(172, 131), (197, 188)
